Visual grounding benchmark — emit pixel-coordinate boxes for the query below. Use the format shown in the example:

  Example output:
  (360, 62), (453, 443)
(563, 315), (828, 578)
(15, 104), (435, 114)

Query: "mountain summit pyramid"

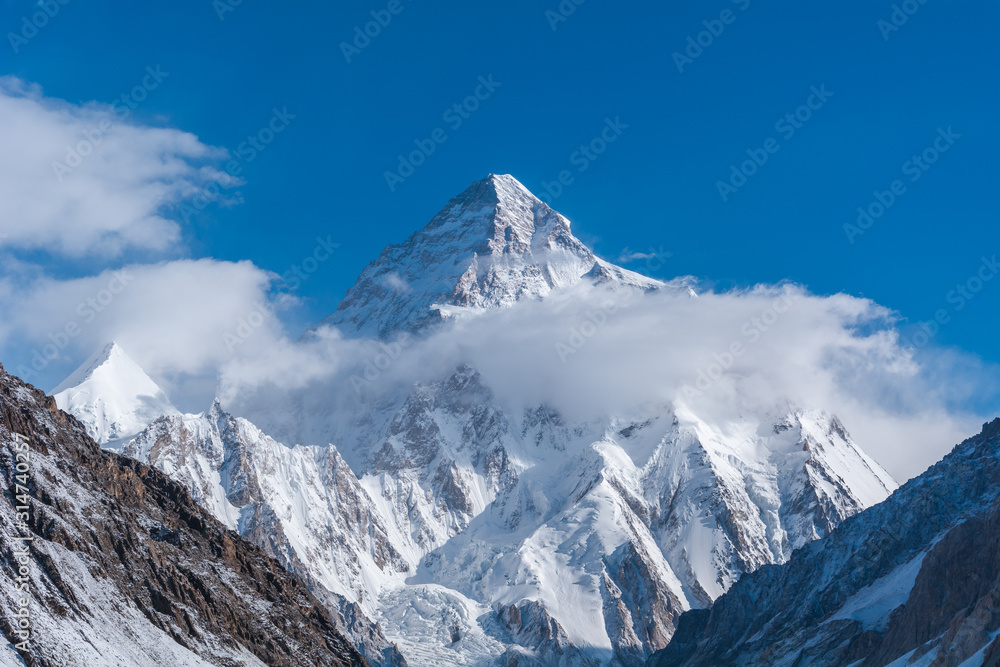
(323, 174), (678, 339)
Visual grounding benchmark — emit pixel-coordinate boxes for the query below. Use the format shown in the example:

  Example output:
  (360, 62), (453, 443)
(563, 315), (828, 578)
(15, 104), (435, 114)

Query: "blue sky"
(0, 0), (997, 429)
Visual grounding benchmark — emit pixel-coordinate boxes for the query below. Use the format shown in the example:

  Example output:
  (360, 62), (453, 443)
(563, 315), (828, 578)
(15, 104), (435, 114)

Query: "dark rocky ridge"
(649, 419), (1000, 667)
(0, 363), (367, 666)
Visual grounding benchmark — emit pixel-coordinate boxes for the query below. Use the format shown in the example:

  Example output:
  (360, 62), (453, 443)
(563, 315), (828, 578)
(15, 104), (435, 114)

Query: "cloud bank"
(218, 283), (996, 481)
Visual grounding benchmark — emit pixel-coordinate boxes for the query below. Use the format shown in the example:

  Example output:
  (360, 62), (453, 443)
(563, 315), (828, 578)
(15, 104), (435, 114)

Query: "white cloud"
(383, 272), (411, 293)
(617, 249), (654, 262)
(217, 283), (996, 481)
(0, 76), (235, 258)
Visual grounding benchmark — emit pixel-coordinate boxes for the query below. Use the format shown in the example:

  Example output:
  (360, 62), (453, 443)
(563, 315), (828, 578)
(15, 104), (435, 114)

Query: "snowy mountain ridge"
(50, 175), (901, 666)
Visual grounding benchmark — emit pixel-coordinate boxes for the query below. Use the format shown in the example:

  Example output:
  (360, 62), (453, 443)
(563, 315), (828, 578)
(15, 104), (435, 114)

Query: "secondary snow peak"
(52, 341), (178, 447)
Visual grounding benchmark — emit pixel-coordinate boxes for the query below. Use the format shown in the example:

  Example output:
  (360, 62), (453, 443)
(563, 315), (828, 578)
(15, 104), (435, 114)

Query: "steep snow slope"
(649, 419), (1000, 667)
(52, 341), (177, 448)
(0, 364), (364, 667)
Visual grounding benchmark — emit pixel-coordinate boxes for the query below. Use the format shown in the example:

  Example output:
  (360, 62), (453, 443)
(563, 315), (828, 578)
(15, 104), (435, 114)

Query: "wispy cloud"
(0, 76), (236, 258)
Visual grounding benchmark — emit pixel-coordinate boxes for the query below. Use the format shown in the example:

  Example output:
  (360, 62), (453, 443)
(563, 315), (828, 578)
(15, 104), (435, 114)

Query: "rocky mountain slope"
(649, 419), (1000, 667)
(0, 363), (366, 667)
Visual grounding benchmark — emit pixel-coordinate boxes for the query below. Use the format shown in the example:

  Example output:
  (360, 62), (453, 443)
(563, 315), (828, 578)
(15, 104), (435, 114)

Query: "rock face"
(0, 364), (366, 667)
(649, 419), (1000, 667)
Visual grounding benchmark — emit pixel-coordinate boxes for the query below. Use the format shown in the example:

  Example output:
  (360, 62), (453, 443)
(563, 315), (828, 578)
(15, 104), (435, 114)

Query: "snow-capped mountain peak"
(52, 341), (178, 447)
(323, 174), (670, 339)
